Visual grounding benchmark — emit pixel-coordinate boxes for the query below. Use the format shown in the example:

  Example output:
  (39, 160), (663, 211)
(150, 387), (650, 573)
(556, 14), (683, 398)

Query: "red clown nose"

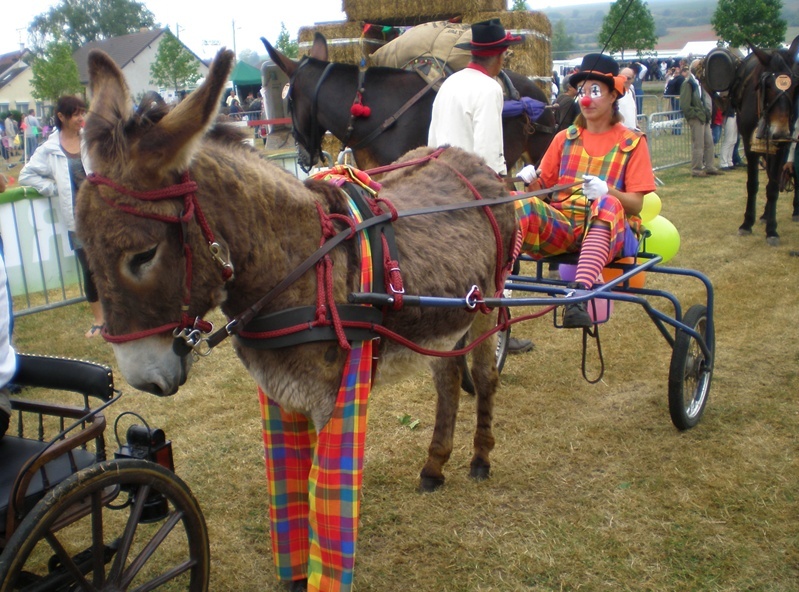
(580, 96), (592, 107)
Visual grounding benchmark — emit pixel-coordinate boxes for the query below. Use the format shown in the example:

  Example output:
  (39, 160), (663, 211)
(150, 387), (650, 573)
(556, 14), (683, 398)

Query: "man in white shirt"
(428, 19), (525, 176)
(617, 67), (638, 130)
(429, 19), (534, 353)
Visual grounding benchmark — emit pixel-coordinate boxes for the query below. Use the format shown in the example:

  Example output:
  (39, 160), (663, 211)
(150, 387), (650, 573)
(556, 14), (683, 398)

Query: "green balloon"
(641, 215), (680, 263)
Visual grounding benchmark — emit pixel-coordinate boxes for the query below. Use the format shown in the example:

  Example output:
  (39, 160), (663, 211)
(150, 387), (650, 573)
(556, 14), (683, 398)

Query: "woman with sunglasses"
(514, 53), (656, 328)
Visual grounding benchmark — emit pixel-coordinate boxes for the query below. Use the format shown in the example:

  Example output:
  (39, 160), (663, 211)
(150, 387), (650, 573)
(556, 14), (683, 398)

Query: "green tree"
(511, 0), (529, 10)
(276, 23), (299, 59)
(29, 0), (156, 52)
(552, 20), (576, 58)
(239, 48), (261, 69)
(150, 30), (201, 95)
(597, 0), (657, 60)
(712, 0), (786, 48)
(29, 41), (83, 102)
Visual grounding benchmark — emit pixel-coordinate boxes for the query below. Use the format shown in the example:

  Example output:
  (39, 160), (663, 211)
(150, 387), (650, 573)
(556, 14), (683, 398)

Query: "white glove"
(582, 175), (609, 201)
(517, 164), (538, 184)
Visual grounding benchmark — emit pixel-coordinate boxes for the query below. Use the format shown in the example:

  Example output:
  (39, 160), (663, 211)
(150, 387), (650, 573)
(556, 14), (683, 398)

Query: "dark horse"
(729, 37), (799, 245)
(263, 33), (557, 172)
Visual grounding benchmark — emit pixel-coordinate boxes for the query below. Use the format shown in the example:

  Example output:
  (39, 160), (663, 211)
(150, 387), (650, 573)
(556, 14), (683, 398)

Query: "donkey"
(77, 48), (518, 590)
(730, 37), (799, 245)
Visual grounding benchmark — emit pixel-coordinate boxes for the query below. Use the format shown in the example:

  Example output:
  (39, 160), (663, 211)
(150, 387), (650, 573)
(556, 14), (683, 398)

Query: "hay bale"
(298, 22), (375, 65)
(462, 11), (552, 78)
(343, 0), (505, 23)
(298, 22), (403, 65)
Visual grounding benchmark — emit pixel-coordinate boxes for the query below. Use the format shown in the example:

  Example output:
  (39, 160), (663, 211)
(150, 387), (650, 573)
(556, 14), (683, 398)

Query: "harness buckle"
(388, 267), (405, 294)
(465, 285), (481, 310)
(173, 327), (212, 357)
(209, 242), (234, 278)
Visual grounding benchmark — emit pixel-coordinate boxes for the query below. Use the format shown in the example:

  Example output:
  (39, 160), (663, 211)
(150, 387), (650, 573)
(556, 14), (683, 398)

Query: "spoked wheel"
(0, 459), (209, 591)
(668, 304), (714, 430)
(460, 307), (511, 395)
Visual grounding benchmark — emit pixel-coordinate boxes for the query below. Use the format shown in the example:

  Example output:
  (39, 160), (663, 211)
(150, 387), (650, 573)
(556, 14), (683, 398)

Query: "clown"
(515, 53), (657, 327)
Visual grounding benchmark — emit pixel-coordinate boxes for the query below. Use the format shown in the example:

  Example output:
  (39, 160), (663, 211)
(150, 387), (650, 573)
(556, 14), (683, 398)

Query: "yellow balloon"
(641, 215), (680, 263)
(640, 192), (662, 224)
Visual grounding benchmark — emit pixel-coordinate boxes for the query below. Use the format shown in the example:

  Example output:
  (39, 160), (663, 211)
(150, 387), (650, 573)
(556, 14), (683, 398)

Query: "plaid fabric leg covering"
(307, 339), (373, 591)
(260, 389), (317, 582)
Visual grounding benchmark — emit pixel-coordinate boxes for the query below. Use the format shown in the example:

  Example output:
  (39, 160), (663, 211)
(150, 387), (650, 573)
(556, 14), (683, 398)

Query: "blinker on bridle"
(86, 172), (233, 353)
(288, 56), (335, 173)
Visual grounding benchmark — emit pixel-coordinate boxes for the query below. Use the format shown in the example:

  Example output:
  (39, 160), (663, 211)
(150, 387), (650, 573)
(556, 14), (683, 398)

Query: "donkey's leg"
(739, 152), (759, 235)
(467, 314), (499, 481)
(764, 154), (783, 245)
(420, 353), (463, 492)
(792, 157), (799, 221)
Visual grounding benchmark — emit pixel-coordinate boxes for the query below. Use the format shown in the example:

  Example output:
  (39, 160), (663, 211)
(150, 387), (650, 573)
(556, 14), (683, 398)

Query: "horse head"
(263, 34), (330, 171)
(78, 48), (236, 396)
(736, 35), (799, 141)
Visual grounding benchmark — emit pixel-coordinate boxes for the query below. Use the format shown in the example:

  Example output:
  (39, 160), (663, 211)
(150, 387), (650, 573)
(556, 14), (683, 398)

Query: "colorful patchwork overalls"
(515, 125), (644, 260)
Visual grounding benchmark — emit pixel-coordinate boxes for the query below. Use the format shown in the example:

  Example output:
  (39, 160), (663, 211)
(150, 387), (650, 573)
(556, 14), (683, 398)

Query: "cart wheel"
(0, 458), (209, 591)
(668, 304), (714, 430)
(460, 308), (511, 395)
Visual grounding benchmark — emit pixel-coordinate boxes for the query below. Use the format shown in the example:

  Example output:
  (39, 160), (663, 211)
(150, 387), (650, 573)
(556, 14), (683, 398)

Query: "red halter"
(86, 172), (234, 346)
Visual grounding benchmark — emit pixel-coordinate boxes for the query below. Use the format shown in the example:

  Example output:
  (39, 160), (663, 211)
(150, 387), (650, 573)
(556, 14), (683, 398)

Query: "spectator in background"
(617, 67), (638, 130)
(4, 115), (18, 161)
(711, 105), (723, 154)
(680, 62), (722, 177)
(229, 99), (242, 120)
(663, 66), (684, 111)
(719, 103), (740, 171)
(23, 110), (40, 158)
(225, 89), (236, 107)
(19, 96), (105, 338)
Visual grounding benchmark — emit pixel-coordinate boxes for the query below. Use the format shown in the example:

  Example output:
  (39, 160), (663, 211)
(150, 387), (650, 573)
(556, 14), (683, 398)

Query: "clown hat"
(455, 19), (524, 54)
(569, 53), (626, 96)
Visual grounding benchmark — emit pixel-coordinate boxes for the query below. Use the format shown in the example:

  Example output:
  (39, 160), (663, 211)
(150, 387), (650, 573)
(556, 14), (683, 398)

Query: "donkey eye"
(129, 246), (158, 274)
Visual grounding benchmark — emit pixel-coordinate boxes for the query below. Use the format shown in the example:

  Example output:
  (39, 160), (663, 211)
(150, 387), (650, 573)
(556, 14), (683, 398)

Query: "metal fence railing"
(1, 189), (86, 319)
(646, 110), (691, 172)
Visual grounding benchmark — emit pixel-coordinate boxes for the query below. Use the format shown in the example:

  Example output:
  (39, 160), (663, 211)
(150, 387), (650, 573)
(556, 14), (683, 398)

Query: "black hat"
(455, 19), (525, 53)
(569, 53), (625, 95)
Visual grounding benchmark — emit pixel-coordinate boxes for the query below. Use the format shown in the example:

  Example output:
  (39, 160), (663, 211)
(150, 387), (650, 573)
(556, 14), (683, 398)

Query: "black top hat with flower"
(455, 19), (525, 55)
(569, 53), (626, 96)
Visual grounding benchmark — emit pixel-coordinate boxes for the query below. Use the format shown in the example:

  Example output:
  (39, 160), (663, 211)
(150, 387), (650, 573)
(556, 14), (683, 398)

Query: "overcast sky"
(2, 0), (612, 59)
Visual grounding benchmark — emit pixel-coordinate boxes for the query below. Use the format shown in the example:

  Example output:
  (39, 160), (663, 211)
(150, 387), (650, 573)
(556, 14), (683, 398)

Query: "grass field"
(9, 163), (799, 591)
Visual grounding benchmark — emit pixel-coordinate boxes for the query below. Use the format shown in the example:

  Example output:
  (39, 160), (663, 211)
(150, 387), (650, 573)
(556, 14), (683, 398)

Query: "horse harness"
(87, 149), (575, 359)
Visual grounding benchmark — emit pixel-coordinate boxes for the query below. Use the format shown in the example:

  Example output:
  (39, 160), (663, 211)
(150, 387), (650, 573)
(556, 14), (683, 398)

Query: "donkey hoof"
(737, 228), (752, 236)
(418, 472), (445, 493)
(469, 461), (491, 481)
(766, 236), (780, 247)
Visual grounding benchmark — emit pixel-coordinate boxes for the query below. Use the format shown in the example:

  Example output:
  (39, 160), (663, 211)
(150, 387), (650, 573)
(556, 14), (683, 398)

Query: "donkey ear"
(262, 37), (296, 77)
(310, 33), (328, 62)
(789, 35), (799, 58)
(84, 49), (133, 165)
(136, 48), (235, 178)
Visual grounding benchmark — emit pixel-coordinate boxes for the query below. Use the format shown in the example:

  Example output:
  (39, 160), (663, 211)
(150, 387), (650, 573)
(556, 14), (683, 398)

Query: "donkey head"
(263, 34), (330, 171)
(77, 48), (235, 396)
(746, 35), (799, 140)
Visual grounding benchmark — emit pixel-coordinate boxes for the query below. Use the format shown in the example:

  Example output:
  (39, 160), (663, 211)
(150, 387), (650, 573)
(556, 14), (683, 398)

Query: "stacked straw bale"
(342, 0), (505, 24)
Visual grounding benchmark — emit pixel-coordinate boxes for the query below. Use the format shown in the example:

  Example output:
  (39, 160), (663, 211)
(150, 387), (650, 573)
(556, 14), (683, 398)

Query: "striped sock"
(575, 224), (611, 288)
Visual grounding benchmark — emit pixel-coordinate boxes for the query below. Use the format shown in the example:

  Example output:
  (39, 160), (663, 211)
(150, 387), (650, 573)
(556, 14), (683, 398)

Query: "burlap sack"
(369, 21), (473, 72)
